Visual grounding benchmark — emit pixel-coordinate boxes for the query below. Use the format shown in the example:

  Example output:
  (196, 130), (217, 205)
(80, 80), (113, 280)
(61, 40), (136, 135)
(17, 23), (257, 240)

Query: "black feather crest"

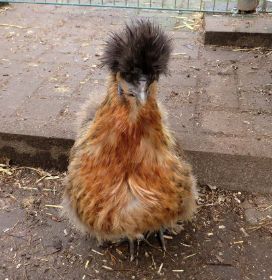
(101, 20), (172, 82)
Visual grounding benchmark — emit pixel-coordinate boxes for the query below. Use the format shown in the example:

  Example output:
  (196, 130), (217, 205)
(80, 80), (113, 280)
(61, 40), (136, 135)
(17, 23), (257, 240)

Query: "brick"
(239, 89), (272, 113)
(252, 114), (272, 137)
(170, 30), (199, 41)
(169, 58), (201, 74)
(238, 64), (272, 112)
(237, 63), (272, 91)
(159, 85), (197, 108)
(36, 49), (84, 64)
(0, 60), (24, 94)
(172, 40), (199, 60)
(201, 45), (260, 66)
(199, 74), (239, 109)
(160, 71), (197, 89)
(13, 96), (68, 123)
(89, 68), (108, 82)
(0, 29), (54, 62)
(34, 63), (91, 98)
(78, 80), (107, 102)
(167, 105), (197, 134)
(201, 110), (254, 136)
(0, 63), (54, 117)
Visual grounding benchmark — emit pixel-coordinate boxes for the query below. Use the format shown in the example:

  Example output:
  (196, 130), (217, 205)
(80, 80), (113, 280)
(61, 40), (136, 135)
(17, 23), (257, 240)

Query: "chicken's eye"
(127, 92), (135, 97)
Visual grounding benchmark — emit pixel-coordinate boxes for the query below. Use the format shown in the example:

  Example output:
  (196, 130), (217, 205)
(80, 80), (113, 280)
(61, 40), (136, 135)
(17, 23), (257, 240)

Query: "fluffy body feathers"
(63, 21), (197, 244)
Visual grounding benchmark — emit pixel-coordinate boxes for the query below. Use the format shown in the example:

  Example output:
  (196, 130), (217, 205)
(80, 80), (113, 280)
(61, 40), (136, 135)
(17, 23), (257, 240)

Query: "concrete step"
(204, 14), (272, 48)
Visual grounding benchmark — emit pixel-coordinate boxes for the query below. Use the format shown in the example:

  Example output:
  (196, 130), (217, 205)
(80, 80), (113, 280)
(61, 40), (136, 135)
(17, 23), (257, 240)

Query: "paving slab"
(0, 4), (271, 193)
(204, 14), (272, 47)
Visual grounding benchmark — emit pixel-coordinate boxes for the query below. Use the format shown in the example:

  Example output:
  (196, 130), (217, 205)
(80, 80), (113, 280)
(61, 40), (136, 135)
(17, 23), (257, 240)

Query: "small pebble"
(234, 197), (241, 204)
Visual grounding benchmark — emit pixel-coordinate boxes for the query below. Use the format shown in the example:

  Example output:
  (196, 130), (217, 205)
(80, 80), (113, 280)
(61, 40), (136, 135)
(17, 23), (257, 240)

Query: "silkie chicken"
(62, 20), (197, 261)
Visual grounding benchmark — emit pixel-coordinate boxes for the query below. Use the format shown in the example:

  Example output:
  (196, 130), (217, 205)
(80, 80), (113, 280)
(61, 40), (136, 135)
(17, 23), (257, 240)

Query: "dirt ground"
(0, 164), (271, 280)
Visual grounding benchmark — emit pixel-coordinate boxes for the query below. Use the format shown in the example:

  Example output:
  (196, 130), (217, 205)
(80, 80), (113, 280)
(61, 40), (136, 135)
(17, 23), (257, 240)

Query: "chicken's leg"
(158, 228), (166, 251)
(129, 239), (135, 261)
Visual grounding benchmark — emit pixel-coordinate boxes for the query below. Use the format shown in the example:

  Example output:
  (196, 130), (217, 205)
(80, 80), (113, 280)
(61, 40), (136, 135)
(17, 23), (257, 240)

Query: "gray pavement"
(0, 4), (271, 192)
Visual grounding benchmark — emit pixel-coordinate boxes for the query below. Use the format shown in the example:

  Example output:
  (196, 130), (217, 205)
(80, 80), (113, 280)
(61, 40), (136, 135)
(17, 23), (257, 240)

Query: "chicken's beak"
(136, 79), (148, 105)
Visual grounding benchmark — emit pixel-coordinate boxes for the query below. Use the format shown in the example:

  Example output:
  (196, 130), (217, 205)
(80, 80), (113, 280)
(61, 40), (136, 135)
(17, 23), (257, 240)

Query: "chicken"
(62, 20), (197, 260)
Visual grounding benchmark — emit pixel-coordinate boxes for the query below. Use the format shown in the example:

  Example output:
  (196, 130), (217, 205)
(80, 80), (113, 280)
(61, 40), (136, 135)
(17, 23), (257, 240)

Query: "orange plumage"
(63, 21), (197, 257)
